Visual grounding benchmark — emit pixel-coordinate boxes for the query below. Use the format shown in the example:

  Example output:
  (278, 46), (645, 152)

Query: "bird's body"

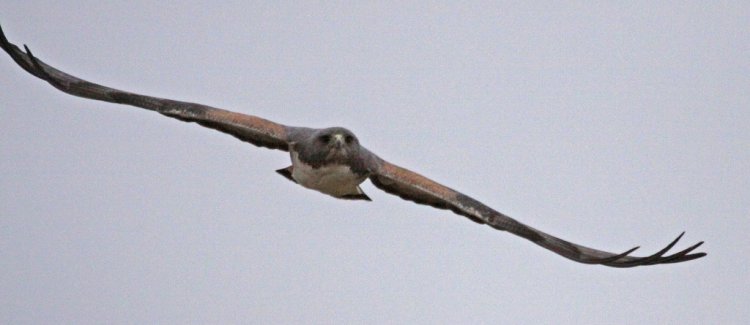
(0, 24), (706, 268)
(288, 141), (371, 199)
(290, 153), (367, 198)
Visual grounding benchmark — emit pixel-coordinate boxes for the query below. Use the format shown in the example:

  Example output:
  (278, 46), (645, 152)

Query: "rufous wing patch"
(377, 162), (457, 200)
(206, 110), (287, 140)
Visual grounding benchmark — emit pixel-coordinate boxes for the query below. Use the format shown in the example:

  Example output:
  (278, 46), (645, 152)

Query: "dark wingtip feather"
(655, 241), (706, 264)
(0, 23), (7, 44)
(602, 233), (706, 267)
(617, 232), (687, 267)
(589, 246), (640, 264)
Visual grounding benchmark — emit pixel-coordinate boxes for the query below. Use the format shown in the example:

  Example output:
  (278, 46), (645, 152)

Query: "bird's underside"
(0, 24), (706, 268)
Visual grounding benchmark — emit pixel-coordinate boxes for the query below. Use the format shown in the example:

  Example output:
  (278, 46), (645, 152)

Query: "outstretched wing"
(368, 158), (706, 267)
(0, 25), (292, 151)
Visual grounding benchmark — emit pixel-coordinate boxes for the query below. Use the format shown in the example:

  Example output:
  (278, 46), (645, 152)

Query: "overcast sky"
(1, 1), (748, 324)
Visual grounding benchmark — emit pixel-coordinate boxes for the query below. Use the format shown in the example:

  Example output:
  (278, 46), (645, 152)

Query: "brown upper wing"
(1, 25), (291, 151)
(368, 158), (706, 267)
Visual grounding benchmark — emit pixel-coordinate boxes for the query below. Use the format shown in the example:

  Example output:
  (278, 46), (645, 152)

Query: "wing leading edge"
(369, 159), (706, 267)
(0, 24), (293, 151)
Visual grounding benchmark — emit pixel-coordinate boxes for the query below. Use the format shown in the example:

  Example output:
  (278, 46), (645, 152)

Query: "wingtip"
(0, 24), (7, 49)
(592, 245), (641, 265)
(669, 251), (707, 264)
(647, 238), (707, 265)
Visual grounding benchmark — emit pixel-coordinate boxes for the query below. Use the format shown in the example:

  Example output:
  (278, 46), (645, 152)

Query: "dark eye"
(345, 135), (355, 144)
(319, 134), (331, 143)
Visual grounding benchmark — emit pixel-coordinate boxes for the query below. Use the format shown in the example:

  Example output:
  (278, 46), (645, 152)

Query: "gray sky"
(1, 1), (748, 324)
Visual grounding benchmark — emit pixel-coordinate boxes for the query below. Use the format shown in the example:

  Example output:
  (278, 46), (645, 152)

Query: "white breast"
(290, 151), (366, 197)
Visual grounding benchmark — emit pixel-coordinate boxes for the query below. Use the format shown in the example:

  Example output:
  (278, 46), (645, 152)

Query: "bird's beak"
(333, 134), (345, 149)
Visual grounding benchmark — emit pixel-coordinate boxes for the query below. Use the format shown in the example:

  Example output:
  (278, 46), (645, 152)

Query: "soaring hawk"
(1, 25), (706, 268)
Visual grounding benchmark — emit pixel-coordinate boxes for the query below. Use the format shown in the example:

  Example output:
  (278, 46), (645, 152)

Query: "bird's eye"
(345, 135), (355, 144)
(319, 135), (331, 143)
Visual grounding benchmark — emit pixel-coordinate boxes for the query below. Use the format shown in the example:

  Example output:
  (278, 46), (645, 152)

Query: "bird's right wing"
(1, 25), (292, 151)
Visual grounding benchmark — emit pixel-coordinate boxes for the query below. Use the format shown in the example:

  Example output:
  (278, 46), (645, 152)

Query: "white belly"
(290, 151), (366, 197)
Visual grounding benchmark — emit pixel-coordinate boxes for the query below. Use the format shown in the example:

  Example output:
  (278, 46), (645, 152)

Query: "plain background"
(1, 2), (747, 324)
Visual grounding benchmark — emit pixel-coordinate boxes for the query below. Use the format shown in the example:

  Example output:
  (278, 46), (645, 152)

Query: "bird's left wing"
(1, 25), (292, 151)
(368, 157), (706, 268)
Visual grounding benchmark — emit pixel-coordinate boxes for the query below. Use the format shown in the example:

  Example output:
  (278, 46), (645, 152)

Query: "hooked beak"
(332, 134), (345, 149)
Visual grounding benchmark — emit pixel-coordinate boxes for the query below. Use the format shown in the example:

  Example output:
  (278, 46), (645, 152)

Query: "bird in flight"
(1, 25), (706, 268)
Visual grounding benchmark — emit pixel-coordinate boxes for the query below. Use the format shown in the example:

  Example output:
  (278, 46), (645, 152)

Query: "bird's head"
(312, 127), (360, 160)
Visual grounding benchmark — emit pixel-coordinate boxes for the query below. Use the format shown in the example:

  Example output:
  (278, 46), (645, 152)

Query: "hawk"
(1, 25), (706, 268)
